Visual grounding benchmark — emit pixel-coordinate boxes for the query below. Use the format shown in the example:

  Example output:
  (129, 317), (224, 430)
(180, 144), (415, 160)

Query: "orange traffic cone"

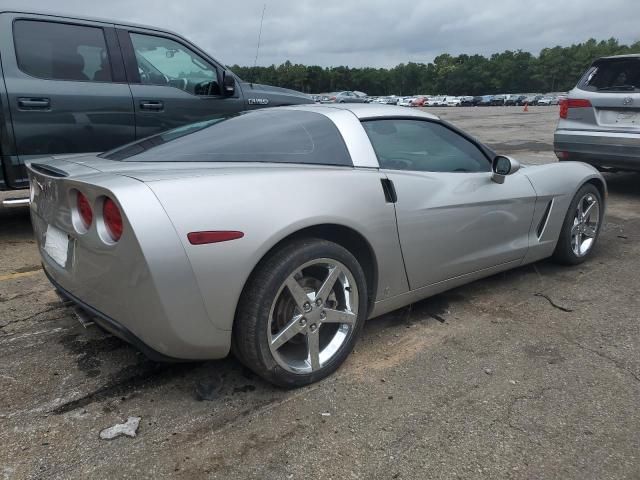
(523, 102), (529, 112)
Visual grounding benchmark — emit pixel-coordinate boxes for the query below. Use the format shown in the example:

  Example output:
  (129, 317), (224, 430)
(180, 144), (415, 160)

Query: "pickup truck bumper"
(0, 189), (30, 208)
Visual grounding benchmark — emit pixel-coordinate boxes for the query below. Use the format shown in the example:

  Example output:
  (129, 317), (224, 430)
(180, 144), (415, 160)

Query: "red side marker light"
(187, 231), (244, 245)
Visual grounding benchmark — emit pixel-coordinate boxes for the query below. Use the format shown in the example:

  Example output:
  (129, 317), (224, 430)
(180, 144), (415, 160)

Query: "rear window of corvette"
(101, 110), (353, 166)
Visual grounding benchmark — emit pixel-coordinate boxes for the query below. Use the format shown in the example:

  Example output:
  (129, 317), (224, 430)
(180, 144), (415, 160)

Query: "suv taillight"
(103, 197), (123, 241)
(77, 191), (93, 229)
(559, 98), (592, 119)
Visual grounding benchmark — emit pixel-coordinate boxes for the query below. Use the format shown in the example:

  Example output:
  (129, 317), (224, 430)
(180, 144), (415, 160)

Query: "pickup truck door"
(116, 28), (245, 139)
(362, 118), (537, 290)
(0, 14), (135, 187)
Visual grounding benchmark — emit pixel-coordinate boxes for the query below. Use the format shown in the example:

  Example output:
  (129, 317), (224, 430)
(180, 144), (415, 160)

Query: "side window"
(14, 20), (112, 82)
(129, 33), (220, 96)
(362, 119), (490, 173)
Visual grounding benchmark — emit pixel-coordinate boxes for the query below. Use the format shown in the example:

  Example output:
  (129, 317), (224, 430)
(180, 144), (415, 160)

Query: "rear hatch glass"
(579, 57), (640, 93)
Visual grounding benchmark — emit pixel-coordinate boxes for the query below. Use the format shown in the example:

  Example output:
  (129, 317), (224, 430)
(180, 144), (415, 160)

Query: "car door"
(116, 28), (244, 139)
(362, 118), (537, 290)
(0, 15), (135, 185)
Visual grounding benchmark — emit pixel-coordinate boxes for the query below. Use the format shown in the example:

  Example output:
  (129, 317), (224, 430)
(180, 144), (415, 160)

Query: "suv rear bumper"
(554, 129), (640, 170)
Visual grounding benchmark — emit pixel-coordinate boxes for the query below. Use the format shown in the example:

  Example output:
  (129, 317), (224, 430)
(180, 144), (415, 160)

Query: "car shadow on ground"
(603, 172), (640, 198)
(0, 207), (32, 238)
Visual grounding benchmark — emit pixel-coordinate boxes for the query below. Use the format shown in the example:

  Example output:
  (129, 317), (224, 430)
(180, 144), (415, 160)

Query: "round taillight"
(77, 191), (93, 229)
(103, 198), (123, 241)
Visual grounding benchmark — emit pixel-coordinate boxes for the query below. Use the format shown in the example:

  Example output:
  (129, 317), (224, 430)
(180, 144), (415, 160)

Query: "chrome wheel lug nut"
(320, 311), (326, 320)
(315, 298), (323, 307)
(303, 302), (311, 312)
(299, 317), (307, 327)
(310, 323), (318, 332)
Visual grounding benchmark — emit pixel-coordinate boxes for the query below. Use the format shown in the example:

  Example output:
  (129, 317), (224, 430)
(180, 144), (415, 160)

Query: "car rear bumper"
(554, 129), (640, 170)
(45, 268), (184, 362)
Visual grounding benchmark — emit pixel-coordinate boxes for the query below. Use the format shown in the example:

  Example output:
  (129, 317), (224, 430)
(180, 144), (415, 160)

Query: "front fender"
(521, 161), (606, 264)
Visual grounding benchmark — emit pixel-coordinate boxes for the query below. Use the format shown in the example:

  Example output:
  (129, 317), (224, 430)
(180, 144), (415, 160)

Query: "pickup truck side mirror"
(491, 155), (520, 184)
(222, 72), (235, 96)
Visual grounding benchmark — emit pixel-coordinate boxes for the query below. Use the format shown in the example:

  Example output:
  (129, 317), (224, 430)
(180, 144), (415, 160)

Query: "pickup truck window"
(14, 20), (112, 82)
(129, 33), (220, 96)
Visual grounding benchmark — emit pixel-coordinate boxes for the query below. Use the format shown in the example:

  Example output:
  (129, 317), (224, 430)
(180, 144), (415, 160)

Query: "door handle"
(140, 101), (164, 111)
(18, 98), (50, 110)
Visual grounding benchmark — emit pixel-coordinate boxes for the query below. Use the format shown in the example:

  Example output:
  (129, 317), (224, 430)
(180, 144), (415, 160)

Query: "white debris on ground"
(99, 416), (141, 440)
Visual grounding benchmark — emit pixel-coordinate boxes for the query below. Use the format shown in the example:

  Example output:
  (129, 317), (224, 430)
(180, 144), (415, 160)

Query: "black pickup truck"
(0, 10), (312, 203)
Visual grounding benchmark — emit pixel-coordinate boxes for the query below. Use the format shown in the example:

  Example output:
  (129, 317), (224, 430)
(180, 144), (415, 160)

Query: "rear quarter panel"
(147, 166), (409, 332)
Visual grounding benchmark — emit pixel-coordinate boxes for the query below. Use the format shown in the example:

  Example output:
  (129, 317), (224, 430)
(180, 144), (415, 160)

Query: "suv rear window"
(578, 57), (640, 92)
(101, 109), (353, 166)
(14, 20), (112, 82)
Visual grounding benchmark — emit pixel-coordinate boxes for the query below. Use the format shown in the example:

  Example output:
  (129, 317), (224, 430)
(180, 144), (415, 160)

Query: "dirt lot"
(1, 106), (639, 479)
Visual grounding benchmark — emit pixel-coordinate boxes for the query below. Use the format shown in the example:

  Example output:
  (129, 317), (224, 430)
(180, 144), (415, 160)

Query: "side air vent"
(536, 199), (554, 239)
(30, 163), (69, 178)
(380, 178), (397, 203)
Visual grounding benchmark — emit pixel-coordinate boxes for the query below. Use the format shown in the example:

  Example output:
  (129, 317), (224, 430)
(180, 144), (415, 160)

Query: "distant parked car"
(397, 97), (415, 107)
(523, 94), (543, 105)
(323, 91), (367, 103)
(459, 96), (476, 106)
(426, 96), (447, 106)
(444, 96), (462, 107)
(490, 95), (507, 106)
(505, 95), (526, 106)
(477, 95), (494, 106)
(538, 96), (559, 106)
(410, 96), (427, 107)
(554, 54), (640, 171)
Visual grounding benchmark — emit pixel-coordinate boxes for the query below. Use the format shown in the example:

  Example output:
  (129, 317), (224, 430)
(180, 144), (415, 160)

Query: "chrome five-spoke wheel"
(268, 259), (359, 374)
(571, 192), (600, 257)
(553, 183), (603, 265)
(234, 238), (367, 387)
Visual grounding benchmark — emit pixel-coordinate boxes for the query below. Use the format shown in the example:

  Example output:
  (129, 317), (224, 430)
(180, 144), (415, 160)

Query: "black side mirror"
(491, 155), (520, 184)
(222, 72), (235, 96)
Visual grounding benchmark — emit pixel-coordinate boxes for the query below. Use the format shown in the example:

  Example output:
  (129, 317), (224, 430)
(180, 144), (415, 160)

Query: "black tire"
(233, 238), (368, 388)
(552, 183), (603, 265)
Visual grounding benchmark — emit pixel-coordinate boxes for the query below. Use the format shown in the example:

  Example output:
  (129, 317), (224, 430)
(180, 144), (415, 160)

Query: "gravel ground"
(1, 106), (638, 480)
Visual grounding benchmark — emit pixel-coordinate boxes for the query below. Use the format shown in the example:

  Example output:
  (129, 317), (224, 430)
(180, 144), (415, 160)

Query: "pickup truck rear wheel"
(234, 238), (367, 388)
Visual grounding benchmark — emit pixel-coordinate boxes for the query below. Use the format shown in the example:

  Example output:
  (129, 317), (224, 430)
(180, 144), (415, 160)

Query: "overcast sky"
(5, 0), (640, 67)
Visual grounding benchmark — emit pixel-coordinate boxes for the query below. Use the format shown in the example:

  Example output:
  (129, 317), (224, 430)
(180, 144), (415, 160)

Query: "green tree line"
(230, 38), (640, 96)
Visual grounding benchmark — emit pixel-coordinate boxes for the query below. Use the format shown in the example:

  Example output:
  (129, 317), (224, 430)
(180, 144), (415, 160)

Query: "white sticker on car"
(44, 225), (69, 267)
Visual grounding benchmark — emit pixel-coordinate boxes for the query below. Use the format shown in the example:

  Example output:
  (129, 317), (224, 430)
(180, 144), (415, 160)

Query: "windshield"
(579, 58), (640, 92)
(100, 109), (352, 166)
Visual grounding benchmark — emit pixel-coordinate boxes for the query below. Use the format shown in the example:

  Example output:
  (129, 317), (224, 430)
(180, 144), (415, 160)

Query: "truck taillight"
(559, 98), (591, 119)
(77, 191), (93, 229)
(103, 197), (123, 241)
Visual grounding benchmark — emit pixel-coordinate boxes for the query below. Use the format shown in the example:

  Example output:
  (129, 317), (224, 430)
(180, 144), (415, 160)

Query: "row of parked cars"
(312, 92), (566, 107)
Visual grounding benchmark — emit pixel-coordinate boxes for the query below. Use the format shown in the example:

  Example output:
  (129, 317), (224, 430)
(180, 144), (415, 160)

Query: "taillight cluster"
(559, 98), (592, 119)
(72, 190), (123, 242)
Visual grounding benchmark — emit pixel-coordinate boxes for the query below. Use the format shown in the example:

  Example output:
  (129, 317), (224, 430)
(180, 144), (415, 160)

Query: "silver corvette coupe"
(28, 104), (606, 387)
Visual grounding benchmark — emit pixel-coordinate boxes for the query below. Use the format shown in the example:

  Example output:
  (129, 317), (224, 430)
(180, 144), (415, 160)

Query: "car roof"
(0, 9), (179, 35)
(284, 103), (440, 120)
(598, 54), (640, 60)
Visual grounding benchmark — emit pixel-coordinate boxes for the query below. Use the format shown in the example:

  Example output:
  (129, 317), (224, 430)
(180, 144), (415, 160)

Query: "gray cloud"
(5, 0), (640, 67)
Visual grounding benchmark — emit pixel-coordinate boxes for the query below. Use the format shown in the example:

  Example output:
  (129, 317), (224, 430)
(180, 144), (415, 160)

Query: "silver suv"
(554, 54), (640, 171)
